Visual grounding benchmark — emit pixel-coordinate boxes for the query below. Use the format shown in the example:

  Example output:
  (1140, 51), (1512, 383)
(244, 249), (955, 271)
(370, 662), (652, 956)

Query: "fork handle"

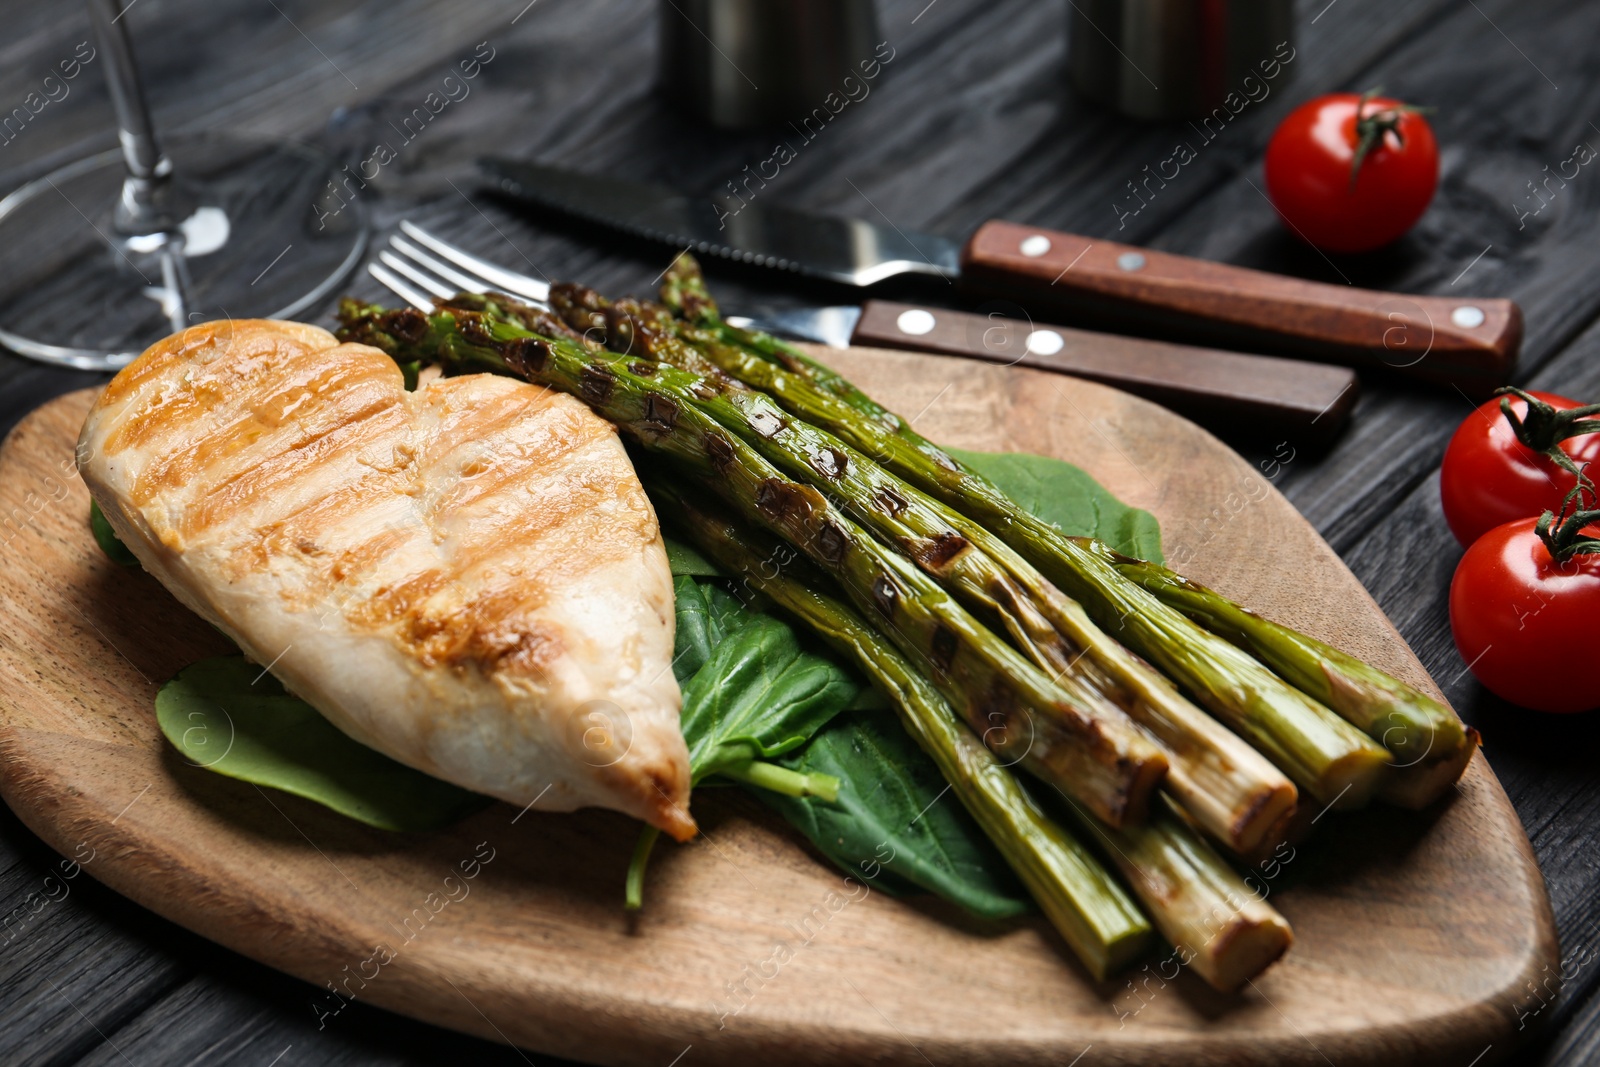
(851, 300), (1359, 447)
(960, 220), (1520, 397)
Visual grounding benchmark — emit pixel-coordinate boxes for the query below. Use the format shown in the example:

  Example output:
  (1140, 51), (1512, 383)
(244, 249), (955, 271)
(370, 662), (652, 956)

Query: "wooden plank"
(67, 971), (569, 1066)
(0, 809), (189, 1066)
(0, 0), (525, 184)
(1511, 981), (1600, 1066)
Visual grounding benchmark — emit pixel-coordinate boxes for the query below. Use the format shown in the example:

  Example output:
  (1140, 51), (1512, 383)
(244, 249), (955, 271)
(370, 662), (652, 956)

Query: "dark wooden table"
(2, 1), (1597, 1064)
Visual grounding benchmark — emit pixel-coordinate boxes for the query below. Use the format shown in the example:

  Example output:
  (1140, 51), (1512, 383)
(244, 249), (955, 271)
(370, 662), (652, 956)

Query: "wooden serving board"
(0, 349), (1558, 1067)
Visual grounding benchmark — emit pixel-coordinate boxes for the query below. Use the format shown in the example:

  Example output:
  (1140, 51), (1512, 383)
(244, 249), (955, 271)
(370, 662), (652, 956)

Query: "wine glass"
(0, 0), (369, 371)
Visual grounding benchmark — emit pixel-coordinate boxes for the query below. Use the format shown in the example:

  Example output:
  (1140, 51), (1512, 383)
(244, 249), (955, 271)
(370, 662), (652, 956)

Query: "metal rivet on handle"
(1019, 234), (1052, 257)
(1451, 305), (1486, 328)
(1025, 330), (1064, 356)
(896, 309), (937, 336)
(1117, 252), (1146, 271)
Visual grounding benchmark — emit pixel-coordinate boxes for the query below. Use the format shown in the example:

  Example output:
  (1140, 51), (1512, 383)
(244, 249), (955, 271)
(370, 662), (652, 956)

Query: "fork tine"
(389, 235), (490, 296)
(398, 220), (551, 304)
(368, 262), (433, 312)
(379, 251), (454, 299)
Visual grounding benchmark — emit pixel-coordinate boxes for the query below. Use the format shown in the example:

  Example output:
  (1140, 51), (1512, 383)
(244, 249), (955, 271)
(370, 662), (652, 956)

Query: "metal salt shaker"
(659, 0), (881, 129)
(1068, 0), (1296, 120)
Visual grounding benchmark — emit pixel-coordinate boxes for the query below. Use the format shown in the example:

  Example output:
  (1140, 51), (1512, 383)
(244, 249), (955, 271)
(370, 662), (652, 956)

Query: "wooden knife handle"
(960, 220), (1520, 397)
(852, 301), (1360, 447)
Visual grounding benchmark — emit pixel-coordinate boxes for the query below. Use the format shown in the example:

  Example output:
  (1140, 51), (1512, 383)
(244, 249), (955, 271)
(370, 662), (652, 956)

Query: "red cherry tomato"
(1449, 517), (1600, 713)
(1440, 391), (1600, 547)
(1264, 92), (1439, 253)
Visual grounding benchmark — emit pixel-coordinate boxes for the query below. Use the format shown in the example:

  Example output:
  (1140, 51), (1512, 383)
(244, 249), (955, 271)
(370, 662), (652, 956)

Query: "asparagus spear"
(335, 300), (1170, 828)
(660, 478), (1291, 989)
(661, 254), (926, 441)
(653, 259), (1389, 810)
(650, 477), (1154, 979)
(555, 287), (1298, 854)
(1058, 794), (1293, 992)
(1107, 556), (1480, 808)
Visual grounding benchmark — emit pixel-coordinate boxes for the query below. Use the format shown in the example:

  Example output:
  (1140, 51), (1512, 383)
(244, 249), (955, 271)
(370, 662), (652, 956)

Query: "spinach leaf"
(661, 569), (1023, 919)
(664, 534), (722, 578)
(679, 610), (861, 782)
(629, 572), (864, 906)
(763, 706), (1031, 920)
(156, 657), (490, 832)
(671, 575), (756, 682)
(89, 499), (140, 567)
(949, 447), (1164, 563)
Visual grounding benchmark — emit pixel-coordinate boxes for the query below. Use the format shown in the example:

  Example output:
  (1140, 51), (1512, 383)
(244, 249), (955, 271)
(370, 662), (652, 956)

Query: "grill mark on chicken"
(131, 370), (399, 506)
(233, 473), (409, 587)
(425, 391), (612, 517)
(178, 400), (410, 544)
(105, 323), (351, 449)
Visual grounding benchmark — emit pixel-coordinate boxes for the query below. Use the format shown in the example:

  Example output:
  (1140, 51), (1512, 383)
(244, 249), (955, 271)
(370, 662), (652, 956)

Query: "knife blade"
(480, 158), (959, 287)
(480, 157), (1520, 396)
(730, 299), (1359, 448)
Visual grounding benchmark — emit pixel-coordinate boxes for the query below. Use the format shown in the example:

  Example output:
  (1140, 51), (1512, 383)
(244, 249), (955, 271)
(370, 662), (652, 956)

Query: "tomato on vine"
(1440, 389), (1600, 547)
(1264, 89), (1438, 253)
(1449, 502), (1600, 714)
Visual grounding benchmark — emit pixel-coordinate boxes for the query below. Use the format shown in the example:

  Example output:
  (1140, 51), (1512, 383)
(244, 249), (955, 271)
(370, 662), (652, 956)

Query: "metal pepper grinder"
(1069, 0), (1295, 120)
(659, 0), (881, 129)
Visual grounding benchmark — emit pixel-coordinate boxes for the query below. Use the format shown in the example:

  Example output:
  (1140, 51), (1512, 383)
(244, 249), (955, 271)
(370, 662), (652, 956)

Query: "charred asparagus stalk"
(553, 286), (1297, 854)
(1107, 556), (1479, 808)
(651, 478), (1154, 979)
(1058, 794), (1293, 991)
(653, 257), (1390, 810)
(336, 300), (1169, 828)
(660, 479), (1291, 990)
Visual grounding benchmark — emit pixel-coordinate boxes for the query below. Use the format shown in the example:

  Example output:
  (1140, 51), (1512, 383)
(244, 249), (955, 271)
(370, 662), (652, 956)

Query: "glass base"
(0, 132), (369, 371)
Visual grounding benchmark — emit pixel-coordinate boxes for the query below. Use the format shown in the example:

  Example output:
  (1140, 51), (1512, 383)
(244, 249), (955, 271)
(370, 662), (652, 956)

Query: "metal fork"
(367, 220), (552, 310)
(364, 221), (842, 345)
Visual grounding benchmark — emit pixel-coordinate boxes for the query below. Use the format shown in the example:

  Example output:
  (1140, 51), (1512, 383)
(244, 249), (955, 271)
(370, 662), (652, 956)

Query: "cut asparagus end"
(1061, 794), (1294, 992)
(1110, 556), (1478, 808)
(1379, 727), (1481, 809)
(1073, 648), (1301, 856)
(1200, 908), (1295, 992)
(1187, 774), (1299, 858)
(1314, 743), (1393, 810)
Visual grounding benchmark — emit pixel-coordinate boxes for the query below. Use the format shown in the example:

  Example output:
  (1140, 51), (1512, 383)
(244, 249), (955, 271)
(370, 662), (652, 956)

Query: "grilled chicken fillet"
(79, 320), (695, 840)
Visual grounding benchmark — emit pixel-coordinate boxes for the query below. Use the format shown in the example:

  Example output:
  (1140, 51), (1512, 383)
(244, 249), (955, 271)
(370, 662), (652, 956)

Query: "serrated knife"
(480, 158), (1520, 397)
(476, 159), (1357, 443)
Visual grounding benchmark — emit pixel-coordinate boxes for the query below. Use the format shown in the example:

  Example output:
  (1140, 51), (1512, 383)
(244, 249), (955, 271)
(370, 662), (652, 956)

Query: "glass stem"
(88, 0), (187, 235)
